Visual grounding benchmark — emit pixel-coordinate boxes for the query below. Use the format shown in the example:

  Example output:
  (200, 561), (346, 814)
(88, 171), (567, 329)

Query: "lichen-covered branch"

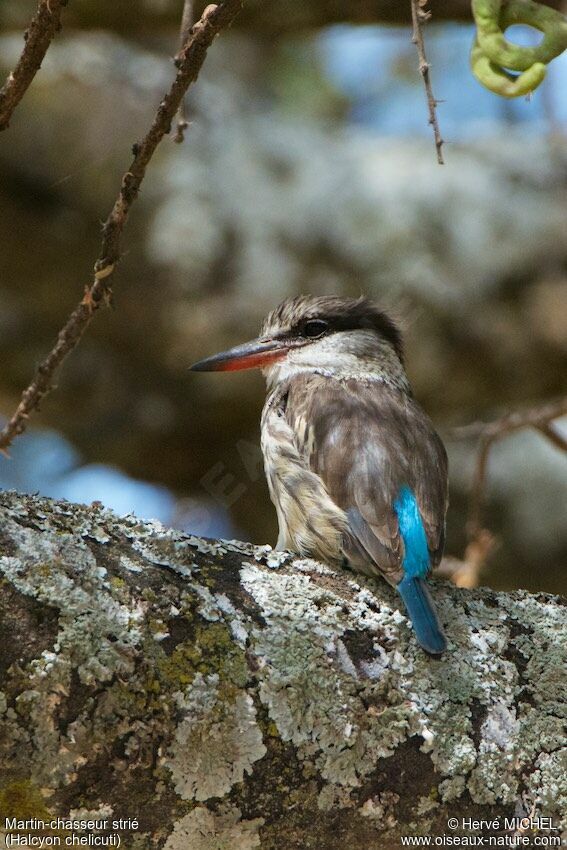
(0, 0), (243, 454)
(0, 0), (68, 132)
(0, 491), (564, 848)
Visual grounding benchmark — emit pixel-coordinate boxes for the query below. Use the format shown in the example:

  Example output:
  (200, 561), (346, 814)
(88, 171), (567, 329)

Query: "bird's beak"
(189, 336), (290, 372)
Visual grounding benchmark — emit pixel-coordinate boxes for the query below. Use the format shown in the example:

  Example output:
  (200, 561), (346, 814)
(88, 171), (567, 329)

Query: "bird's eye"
(302, 319), (328, 339)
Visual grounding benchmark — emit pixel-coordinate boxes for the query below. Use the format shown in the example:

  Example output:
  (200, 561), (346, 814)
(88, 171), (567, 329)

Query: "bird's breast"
(261, 396), (348, 564)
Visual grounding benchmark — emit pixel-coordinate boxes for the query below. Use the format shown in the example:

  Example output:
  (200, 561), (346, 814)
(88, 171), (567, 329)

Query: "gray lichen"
(163, 805), (263, 850)
(0, 490), (565, 848)
(167, 673), (266, 801)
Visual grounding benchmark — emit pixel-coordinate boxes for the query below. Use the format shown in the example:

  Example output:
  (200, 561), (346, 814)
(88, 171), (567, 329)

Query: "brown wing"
(285, 374), (448, 585)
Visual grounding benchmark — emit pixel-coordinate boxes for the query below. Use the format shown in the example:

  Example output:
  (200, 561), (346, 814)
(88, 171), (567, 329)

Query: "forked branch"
(456, 395), (567, 543)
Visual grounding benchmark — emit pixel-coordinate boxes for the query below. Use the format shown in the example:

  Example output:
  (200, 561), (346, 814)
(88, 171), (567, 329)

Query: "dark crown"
(261, 295), (404, 360)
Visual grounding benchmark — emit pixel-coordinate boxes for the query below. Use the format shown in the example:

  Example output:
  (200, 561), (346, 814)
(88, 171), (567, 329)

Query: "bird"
(190, 295), (448, 655)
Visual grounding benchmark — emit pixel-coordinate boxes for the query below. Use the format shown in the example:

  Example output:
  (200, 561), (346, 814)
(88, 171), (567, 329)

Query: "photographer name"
(461, 818), (557, 832)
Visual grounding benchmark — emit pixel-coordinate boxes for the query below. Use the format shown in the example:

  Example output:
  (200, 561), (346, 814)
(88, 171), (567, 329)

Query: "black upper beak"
(189, 336), (290, 372)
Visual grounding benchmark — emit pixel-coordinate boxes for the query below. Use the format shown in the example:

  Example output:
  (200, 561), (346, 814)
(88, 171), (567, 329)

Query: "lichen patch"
(163, 805), (263, 850)
(167, 673), (267, 801)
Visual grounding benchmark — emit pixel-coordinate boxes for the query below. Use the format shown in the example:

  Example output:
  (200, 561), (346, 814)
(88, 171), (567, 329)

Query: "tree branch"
(410, 0), (445, 164)
(454, 396), (567, 546)
(0, 0), (68, 132)
(0, 490), (565, 843)
(0, 0), (243, 454)
(174, 0), (195, 143)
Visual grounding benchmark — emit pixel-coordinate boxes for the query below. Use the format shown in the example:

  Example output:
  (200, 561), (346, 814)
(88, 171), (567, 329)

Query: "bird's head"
(190, 295), (407, 389)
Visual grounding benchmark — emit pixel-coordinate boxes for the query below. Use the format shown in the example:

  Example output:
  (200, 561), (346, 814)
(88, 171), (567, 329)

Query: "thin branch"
(436, 529), (497, 589)
(454, 397), (567, 441)
(0, 0), (68, 132)
(453, 396), (567, 544)
(536, 421), (567, 452)
(174, 0), (195, 143)
(410, 0), (444, 164)
(467, 433), (497, 543)
(0, 0), (243, 453)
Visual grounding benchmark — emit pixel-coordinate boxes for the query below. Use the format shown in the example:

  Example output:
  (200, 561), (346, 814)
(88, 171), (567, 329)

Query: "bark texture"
(0, 491), (565, 849)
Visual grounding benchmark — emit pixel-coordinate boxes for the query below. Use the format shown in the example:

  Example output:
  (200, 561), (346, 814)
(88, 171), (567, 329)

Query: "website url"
(400, 836), (561, 847)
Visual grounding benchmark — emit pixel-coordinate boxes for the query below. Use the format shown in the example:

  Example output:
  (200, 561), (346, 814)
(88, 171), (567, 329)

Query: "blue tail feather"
(393, 485), (446, 656)
(396, 575), (447, 656)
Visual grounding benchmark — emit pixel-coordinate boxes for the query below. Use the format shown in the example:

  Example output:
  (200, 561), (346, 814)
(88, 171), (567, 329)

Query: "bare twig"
(410, 0), (444, 164)
(0, 0), (243, 453)
(535, 421), (567, 452)
(0, 0), (68, 132)
(453, 396), (567, 546)
(436, 530), (497, 589)
(174, 0), (195, 143)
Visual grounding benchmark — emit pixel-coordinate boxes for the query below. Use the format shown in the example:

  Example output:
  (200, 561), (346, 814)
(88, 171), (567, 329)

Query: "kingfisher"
(190, 295), (448, 655)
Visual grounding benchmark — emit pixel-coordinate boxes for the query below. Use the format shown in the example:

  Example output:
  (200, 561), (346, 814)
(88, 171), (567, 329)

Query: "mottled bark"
(0, 491), (565, 849)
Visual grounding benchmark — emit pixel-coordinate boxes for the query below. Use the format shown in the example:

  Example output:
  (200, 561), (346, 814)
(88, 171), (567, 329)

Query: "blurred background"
(0, 0), (566, 594)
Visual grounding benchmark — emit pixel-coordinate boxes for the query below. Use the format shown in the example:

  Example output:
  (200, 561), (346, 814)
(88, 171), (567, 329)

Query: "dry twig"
(455, 395), (567, 546)
(0, 0), (68, 132)
(440, 396), (567, 588)
(174, 0), (195, 143)
(410, 0), (444, 164)
(436, 532), (497, 590)
(0, 0), (243, 453)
